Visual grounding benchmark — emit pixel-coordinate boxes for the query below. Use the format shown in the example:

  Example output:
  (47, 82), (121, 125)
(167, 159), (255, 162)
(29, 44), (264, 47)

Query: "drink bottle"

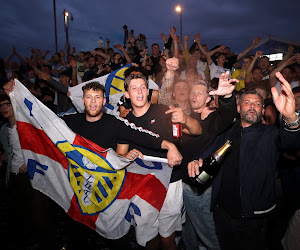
(172, 104), (182, 148)
(191, 140), (232, 187)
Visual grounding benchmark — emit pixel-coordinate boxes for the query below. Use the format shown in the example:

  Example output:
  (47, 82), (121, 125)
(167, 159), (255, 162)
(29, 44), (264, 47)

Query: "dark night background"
(0, 0), (299, 59)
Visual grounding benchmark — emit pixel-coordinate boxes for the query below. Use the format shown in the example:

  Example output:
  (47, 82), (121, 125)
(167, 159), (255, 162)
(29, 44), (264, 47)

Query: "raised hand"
(218, 45), (226, 53)
(38, 72), (51, 82)
(195, 33), (200, 43)
(184, 36), (189, 41)
(255, 51), (263, 58)
(25, 56), (33, 67)
(69, 57), (77, 68)
(160, 33), (168, 43)
(169, 26), (176, 35)
(209, 71), (238, 97)
(252, 37), (261, 46)
(90, 50), (97, 56)
(165, 105), (187, 124)
(286, 55), (299, 65)
(271, 72), (296, 121)
(288, 45), (295, 53)
(166, 57), (179, 71)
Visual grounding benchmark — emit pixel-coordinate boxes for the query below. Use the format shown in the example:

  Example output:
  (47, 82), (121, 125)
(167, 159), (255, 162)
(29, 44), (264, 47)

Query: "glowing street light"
(175, 5), (182, 40)
(63, 9), (73, 55)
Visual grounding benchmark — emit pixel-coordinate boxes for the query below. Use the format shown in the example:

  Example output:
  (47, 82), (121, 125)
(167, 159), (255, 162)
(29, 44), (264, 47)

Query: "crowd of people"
(0, 26), (300, 250)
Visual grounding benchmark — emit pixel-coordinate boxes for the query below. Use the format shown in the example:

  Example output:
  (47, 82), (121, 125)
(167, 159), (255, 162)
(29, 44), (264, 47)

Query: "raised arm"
(206, 45), (225, 65)
(115, 44), (132, 64)
(90, 50), (111, 65)
(194, 33), (207, 56)
(277, 45), (295, 67)
(272, 72), (298, 128)
(245, 51), (263, 83)
(170, 29), (179, 58)
(69, 57), (78, 86)
(4, 48), (15, 69)
(158, 58), (179, 105)
(269, 55), (299, 87)
(236, 37), (260, 61)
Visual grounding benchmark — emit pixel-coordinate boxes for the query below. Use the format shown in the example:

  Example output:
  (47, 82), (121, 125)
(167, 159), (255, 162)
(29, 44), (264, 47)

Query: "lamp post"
(175, 5), (182, 40)
(53, 0), (58, 52)
(63, 9), (73, 55)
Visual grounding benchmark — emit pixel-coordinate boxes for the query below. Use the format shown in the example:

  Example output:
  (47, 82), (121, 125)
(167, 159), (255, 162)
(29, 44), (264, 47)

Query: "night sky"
(1, 0), (299, 59)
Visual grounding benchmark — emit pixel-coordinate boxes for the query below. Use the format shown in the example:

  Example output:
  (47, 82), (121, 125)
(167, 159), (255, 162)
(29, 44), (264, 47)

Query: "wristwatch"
(282, 111), (300, 128)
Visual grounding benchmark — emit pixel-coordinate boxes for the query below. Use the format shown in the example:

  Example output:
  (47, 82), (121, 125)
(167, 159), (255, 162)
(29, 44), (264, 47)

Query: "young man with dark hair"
(62, 81), (182, 164)
(117, 74), (202, 250)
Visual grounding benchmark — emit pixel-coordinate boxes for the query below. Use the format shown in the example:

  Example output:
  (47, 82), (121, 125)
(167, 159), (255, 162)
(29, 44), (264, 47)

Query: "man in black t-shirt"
(116, 74), (202, 250)
(63, 81), (182, 164)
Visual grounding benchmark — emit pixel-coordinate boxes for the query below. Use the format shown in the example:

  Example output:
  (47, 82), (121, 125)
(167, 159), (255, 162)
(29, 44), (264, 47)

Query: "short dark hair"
(124, 74), (148, 91)
(238, 89), (264, 105)
(59, 71), (71, 78)
(260, 56), (269, 61)
(124, 66), (149, 78)
(292, 86), (300, 94)
(82, 81), (106, 96)
(0, 93), (10, 103)
(152, 43), (159, 48)
(252, 67), (262, 74)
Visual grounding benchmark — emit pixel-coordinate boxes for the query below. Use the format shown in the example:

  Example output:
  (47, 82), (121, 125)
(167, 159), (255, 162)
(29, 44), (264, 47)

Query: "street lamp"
(63, 9), (73, 55)
(175, 5), (182, 40)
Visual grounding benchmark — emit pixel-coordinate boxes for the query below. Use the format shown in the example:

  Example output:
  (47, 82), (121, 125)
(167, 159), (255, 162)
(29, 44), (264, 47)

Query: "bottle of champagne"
(191, 140), (232, 187)
(172, 104), (182, 148)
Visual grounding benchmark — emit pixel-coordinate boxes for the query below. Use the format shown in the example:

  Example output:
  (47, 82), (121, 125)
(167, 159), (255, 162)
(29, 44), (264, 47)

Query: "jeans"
(182, 183), (220, 250)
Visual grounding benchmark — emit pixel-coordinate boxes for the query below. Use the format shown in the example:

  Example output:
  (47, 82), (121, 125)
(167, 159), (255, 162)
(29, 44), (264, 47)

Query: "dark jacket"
(198, 121), (300, 218)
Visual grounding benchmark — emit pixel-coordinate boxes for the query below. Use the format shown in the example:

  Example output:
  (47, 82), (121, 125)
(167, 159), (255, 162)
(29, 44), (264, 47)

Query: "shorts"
(147, 180), (185, 240)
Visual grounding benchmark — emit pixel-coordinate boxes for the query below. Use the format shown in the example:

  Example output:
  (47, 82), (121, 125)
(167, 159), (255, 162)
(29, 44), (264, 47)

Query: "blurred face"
(78, 52), (85, 63)
(189, 56), (197, 68)
(242, 58), (251, 71)
(88, 57), (96, 68)
(124, 78), (149, 109)
(282, 68), (292, 83)
(173, 82), (190, 103)
(252, 68), (263, 82)
(114, 53), (122, 62)
(151, 45), (160, 56)
(159, 57), (166, 68)
(294, 93), (300, 111)
(59, 75), (70, 86)
(216, 54), (226, 66)
(190, 84), (211, 112)
(193, 50), (201, 60)
(258, 58), (270, 71)
(82, 89), (106, 122)
(53, 54), (60, 63)
(0, 100), (13, 119)
(238, 94), (264, 127)
(186, 69), (198, 85)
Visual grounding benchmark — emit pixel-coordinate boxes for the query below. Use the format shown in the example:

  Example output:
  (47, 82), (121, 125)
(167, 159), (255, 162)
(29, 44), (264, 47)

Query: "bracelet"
(282, 111), (300, 128)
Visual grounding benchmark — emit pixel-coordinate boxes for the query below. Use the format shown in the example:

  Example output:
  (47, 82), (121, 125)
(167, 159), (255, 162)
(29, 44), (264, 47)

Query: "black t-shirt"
(120, 104), (183, 183)
(121, 104), (172, 157)
(62, 112), (163, 151)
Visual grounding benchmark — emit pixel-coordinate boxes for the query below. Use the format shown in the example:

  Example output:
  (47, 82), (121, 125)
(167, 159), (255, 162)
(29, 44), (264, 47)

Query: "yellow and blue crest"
(56, 140), (126, 215)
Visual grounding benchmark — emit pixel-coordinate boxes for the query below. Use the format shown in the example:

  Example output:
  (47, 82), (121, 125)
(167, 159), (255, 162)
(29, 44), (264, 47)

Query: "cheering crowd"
(0, 26), (300, 250)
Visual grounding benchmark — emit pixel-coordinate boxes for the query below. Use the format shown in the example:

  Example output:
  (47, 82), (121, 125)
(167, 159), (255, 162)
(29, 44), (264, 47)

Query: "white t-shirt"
(180, 60), (207, 80)
(209, 62), (231, 79)
(8, 125), (25, 174)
